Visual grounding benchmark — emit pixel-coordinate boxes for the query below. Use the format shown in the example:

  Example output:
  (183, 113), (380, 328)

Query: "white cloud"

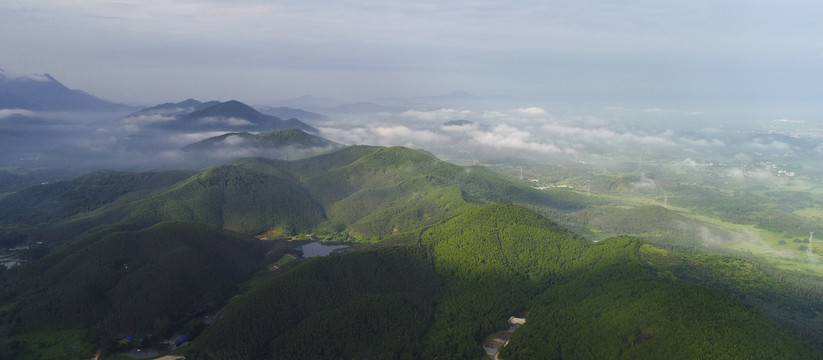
(319, 125), (447, 148)
(226, 117), (253, 126)
(121, 114), (179, 132)
(122, 114), (176, 124)
(773, 118), (804, 124)
(481, 111), (508, 119)
(440, 121), (478, 132)
(516, 107), (548, 116)
(399, 108), (474, 122)
(604, 106), (703, 116)
(747, 140), (792, 153)
(0, 69), (51, 82)
(472, 124), (562, 154)
(196, 116), (253, 126)
(680, 138), (725, 147)
(541, 123), (674, 147)
(223, 134), (246, 146)
(23, 73), (52, 82)
(74, 136), (118, 152)
(170, 131), (230, 146)
(319, 105), (737, 161)
(0, 109), (36, 119)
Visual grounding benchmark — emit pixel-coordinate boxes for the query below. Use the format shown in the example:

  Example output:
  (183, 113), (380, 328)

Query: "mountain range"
(179, 129), (342, 167)
(123, 98), (221, 118)
(0, 70), (129, 111)
(258, 106), (328, 121)
(0, 71), (822, 359)
(126, 99), (318, 133)
(182, 129), (340, 153)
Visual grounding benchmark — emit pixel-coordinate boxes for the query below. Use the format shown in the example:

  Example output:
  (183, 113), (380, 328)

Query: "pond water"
(300, 242), (348, 258)
(118, 348), (162, 359)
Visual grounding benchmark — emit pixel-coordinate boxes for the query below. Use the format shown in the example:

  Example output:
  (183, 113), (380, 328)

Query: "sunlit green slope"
(185, 204), (823, 359)
(5, 145), (582, 246)
(0, 146), (820, 359)
(0, 169), (195, 246)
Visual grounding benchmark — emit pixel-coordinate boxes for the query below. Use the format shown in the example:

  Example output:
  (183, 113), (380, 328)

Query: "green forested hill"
(182, 129), (340, 152)
(0, 221), (264, 359)
(500, 237), (820, 359)
(187, 246), (440, 359)
(421, 204), (588, 358)
(120, 165), (326, 235)
(10, 145), (585, 245)
(31, 163), (326, 243)
(1, 146), (821, 359)
(184, 204), (823, 359)
(0, 170), (195, 246)
(0, 170), (196, 225)
(280, 146), (589, 239)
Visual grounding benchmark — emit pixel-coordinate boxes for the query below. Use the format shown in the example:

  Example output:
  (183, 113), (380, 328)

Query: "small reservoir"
(300, 242), (348, 258)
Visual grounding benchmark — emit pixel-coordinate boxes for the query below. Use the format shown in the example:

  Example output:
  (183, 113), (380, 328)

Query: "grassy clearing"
(794, 207), (823, 220)
(571, 189), (823, 276)
(274, 253), (298, 268)
(0, 329), (96, 360)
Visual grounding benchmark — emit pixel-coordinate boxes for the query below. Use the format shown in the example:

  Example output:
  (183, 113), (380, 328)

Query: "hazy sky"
(2, 0), (821, 107)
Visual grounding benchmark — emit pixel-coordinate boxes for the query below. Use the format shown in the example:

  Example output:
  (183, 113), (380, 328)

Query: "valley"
(1, 74), (822, 358)
(0, 144), (821, 359)
(4, 1), (823, 357)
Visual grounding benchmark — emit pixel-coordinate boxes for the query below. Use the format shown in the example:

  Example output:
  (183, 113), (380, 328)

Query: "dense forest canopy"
(0, 145), (821, 359)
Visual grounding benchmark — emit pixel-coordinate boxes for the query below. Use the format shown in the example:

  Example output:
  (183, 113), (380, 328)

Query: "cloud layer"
(315, 105), (742, 164)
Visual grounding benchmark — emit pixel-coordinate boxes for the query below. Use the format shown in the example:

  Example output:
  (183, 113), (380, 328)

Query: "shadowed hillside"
(0, 221), (264, 359)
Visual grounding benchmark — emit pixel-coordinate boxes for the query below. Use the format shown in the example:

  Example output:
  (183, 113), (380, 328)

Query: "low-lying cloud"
(399, 108), (473, 122)
(0, 109), (36, 119)
(197, 116), (254, 126)
(1, 101), (793, 176)
(516, 107), (548, 116)
(320, 125), (447, 148)
(317, 106), (735, 163)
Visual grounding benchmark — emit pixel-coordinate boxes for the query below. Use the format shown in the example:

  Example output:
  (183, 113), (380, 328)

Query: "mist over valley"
(2, 1), (823, 358)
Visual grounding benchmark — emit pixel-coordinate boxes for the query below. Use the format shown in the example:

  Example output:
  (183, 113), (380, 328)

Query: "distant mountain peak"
(259, 106), (328, 121)
(222, 99), (245, 106)
(42, 73), (59, 82)
(446, 90), (474, 98)
(123, 99), (221, 119)
(0, 70), (127, 111)
(183, 128), (339, 152)
(185, 100), (266, 120)
(176, 99), (204, 107)
(137, 99), (319, 134)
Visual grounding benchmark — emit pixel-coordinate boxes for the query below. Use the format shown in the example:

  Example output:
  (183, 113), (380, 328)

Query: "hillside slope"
(16, 145), (583, 245)
(0, 221), (264, 359)
(1, 146), (821, 359)
(186, 204), (823, 359)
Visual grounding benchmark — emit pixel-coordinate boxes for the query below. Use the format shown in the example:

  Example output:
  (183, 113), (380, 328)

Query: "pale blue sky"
(2, 0), (821, 107)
